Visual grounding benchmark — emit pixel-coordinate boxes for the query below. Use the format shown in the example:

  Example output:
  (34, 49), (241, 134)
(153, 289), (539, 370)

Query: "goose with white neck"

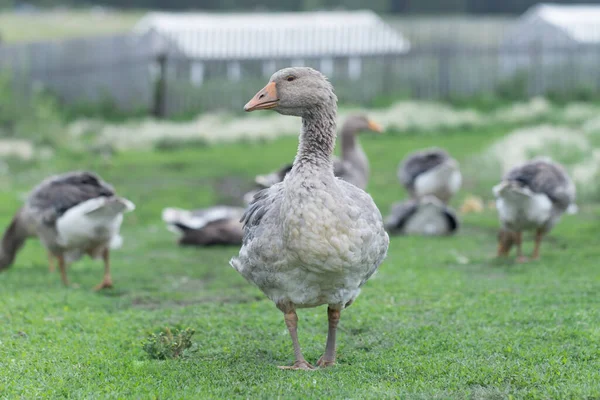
(0, 171), (135, 290)
(230, 67), (389, 370)
(250, 114), (382, 191)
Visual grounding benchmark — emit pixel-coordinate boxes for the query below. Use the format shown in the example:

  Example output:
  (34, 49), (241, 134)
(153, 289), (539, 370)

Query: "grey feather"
(399, 148), (450, 191)
(504, 158), (575, 211)
(27, 171), (115, 225)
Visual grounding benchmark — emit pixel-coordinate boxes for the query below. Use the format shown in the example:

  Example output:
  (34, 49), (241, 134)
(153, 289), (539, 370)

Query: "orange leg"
(57, 254), (69, 286)
(48, 252), (56, 273)
(532, 229), (544, 260)
(94, 247), (113, 291)
(316, 307), (341, 368)
(515, 232), (528, 263)
(278, 310), (314, 371)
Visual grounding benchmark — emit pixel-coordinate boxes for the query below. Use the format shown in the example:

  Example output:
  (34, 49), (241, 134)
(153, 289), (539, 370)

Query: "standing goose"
(0, 171), (135, 289)
(494, 158), (576, 262)
(398, 148), (462, 204)
(385, 196), (459, 236)
(230, 67), (389, 370)
(162, 205), (244, 246)
(251, 114), (383, 191)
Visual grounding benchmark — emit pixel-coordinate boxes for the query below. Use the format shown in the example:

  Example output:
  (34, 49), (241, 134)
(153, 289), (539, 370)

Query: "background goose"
(398, 147), (462, 204)
(250, 114), (382, 191)
(0, 171), (134, 290)
(230, 67), (389, 370)
(494, 157), (576, 262)
(385, 196), (459, 236)
(243, 163), (293, 205)
(162, 205), (244, 246)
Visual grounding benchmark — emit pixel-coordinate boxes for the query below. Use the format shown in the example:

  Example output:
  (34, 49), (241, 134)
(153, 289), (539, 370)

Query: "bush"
(0, 74), (65, 147)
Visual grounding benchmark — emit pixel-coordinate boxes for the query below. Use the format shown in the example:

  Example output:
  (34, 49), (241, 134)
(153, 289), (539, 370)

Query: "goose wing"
(27, 171), (115, 225)
(505, 159), (575, 211)
(399, 149), (449, 191)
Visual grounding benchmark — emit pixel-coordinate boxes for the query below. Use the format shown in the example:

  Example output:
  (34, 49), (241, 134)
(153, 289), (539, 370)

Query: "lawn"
(0, 9), (142, 43)
(0, 126), (599, 399)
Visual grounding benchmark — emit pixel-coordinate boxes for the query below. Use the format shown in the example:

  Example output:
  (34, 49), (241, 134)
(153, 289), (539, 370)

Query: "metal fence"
(2, 21), (600, 117)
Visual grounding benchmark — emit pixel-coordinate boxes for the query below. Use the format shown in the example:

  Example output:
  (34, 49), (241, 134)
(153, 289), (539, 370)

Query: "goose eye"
(286, 76), (295, 82)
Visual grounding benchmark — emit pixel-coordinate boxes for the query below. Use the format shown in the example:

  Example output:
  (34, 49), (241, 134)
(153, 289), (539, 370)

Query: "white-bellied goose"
(494, 157), (576, 262)
(399, 147), (462, 203)
(0, 171), (134, 290)
(230, 67), (389, 370)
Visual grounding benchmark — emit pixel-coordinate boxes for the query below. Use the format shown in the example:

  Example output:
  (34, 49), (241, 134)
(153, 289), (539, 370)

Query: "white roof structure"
(133, 10), (410, 60)
(507, 3), (600, 45)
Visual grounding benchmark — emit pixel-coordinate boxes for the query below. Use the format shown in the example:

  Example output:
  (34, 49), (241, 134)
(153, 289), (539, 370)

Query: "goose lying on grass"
(494, 157), (576, 262)
(162, 205), (244, 246)
(251, 114), (383, 191)
(385, 196), (459, 236)
(0, 171), (134, 290)
(399, 147), (462, 203)
(243, 163), (293, 205)
(230, 67), (389, 370)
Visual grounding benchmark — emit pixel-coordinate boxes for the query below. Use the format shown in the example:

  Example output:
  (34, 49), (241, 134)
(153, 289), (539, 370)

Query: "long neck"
(294, 105), (337, 171)
(0, 209), (30, 270)
(340, 124), (358, 160)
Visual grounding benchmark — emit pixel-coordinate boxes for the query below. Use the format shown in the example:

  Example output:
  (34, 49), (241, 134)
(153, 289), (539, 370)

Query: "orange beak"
(244, 82), (279, 112)
(367, 119), (384, 133)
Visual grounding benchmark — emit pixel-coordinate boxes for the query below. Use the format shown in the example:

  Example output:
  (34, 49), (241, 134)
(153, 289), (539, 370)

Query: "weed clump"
(142, 327), (196, 360)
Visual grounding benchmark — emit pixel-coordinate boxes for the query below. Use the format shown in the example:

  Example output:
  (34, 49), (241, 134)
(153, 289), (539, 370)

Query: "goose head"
(342, 114), (383, 135)
(244, 67), (336, 117)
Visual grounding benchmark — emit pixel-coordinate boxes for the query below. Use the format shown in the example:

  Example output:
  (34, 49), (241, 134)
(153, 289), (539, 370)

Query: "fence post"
(438, 45), (451, 99)
(153, 53), (167, 118)
(529, 41), (543, 96)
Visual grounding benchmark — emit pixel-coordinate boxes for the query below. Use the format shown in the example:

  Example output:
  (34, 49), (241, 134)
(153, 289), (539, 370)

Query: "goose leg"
(278, 310), (314, 370)
(94, 247), (113, 291)
(48, 252), (55, 273)
(515, 232), (528, 263)
(317, 307), (340, 368)
(531, 229), (543, 260)
(57, 254), (69, 286)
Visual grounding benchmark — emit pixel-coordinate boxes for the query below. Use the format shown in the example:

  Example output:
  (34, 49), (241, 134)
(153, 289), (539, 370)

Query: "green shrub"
(0, 73), (65, 147)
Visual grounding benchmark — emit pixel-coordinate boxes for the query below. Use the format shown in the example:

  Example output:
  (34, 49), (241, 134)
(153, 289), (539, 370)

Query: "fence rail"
(2, 29), (600, 117)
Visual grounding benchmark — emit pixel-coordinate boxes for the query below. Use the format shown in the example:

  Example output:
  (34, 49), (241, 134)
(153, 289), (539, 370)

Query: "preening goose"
(250, 114), (382, 191)
(162, 205), (244, 246)
(230, 67), (389, 370)
(399, 147), (462, 203)
(0, 171), (134, 290)
(385, 196), (459, 236)
(494, 158), (576, 262)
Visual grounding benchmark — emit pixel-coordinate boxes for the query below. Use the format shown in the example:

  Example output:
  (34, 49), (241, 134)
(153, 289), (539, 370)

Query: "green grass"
(0, 10), (142, 43)
(1, 127), (599, 399)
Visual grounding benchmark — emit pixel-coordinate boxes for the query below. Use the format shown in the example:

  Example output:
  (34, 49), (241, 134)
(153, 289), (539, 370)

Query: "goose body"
(230, 67), (389, 370)
(162, 205), (244, 246)
(0, 171), (134, 289)
(385, 196), (459, 236)
(493, 158), (575, 261)
(399, 148), (462, 203)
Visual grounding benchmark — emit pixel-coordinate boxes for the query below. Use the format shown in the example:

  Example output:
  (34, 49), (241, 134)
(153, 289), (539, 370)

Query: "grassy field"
(1, 126), (599, 399)
(0, 9), (142, 43)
